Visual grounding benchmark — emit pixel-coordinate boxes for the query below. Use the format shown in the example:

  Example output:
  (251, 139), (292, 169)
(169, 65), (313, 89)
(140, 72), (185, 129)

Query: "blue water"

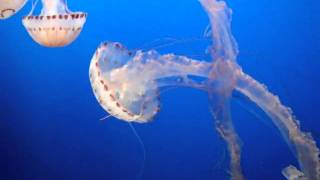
(1, 0), (320, 179)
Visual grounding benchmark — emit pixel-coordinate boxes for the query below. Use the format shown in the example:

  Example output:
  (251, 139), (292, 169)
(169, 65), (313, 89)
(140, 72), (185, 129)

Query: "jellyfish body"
(22, 0), (87, 47)
(89, 42), (212, 123)
(89, 42), (160, 123)
(89, 0), (320, 179)
(0, 0), (27, 19)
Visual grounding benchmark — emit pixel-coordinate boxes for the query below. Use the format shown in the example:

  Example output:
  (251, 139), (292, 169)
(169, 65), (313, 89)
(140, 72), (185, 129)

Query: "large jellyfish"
(89, 0), (320, 179)
(22, 0), (87, 47)
(0, 0), (27, 19)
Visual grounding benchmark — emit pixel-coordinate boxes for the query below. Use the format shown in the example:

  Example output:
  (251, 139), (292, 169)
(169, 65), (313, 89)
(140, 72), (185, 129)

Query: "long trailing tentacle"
(199, 1), (244, 179)
(128, 123), (146, 180)
(235, 71), (320, 180)
(207, 60), (244, 179)
(209, 93), (244, 180)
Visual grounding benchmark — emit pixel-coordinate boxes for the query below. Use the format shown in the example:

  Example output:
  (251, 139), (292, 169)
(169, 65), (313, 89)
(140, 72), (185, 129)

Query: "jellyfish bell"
(22, 0), (87, 47)
(0, 0), (27, 19)
(89, 42), (160, 123)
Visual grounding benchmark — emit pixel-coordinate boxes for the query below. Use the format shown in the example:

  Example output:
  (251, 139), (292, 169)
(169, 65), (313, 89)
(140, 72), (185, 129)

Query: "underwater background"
(0, 0), (320, 179)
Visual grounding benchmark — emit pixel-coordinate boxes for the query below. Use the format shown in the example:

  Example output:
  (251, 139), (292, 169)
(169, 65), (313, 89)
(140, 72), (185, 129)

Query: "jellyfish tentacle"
(203, 23), (212, 38)
(207, 58), (244, 180)
(199, 0), (239, 61)
(99, 114), (112, 121)
(126, 50), (212, 80)
(209, 94), (244, 180)
(235, 71), (320, 180)
(64, 0), (72, 13)
(128, 123), (146, 180)
(28, 0), (40, 16)
(156, 76), (207, 91)
(41, 0), (67, 15)
(138, 36), (211, 52)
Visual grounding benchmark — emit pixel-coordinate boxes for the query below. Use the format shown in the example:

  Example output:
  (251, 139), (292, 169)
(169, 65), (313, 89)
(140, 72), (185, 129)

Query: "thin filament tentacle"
(128, 123), (146, 180)
(28, 0), (39, 16)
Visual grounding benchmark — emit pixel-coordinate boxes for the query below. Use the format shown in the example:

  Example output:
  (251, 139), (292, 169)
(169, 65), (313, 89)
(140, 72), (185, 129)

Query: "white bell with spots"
(22, 0), (87, 47)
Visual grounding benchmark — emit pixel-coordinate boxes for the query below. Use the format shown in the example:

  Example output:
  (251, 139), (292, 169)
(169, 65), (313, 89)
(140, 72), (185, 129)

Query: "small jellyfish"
(0, 0), (27, 19)
(22, 0), (87, 47)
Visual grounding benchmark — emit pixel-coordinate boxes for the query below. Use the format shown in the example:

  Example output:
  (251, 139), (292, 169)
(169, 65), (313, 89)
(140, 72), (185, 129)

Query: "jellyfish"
(0, 0), (27, 19)
(22, 0), (87, 47)
(89, 42), (212, 123)
(89, 0), (320, 179)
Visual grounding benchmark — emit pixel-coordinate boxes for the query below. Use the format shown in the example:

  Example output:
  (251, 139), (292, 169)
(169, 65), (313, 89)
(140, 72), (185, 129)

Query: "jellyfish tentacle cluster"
(0, 0), (27, 19)
(89, 0), (320, 179)
(22, 0), (87, 47)
(200, 0), (320, 178)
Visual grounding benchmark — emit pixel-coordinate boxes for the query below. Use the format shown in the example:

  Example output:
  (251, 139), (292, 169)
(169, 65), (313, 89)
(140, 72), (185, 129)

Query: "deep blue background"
(0, 0), (319, 179)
